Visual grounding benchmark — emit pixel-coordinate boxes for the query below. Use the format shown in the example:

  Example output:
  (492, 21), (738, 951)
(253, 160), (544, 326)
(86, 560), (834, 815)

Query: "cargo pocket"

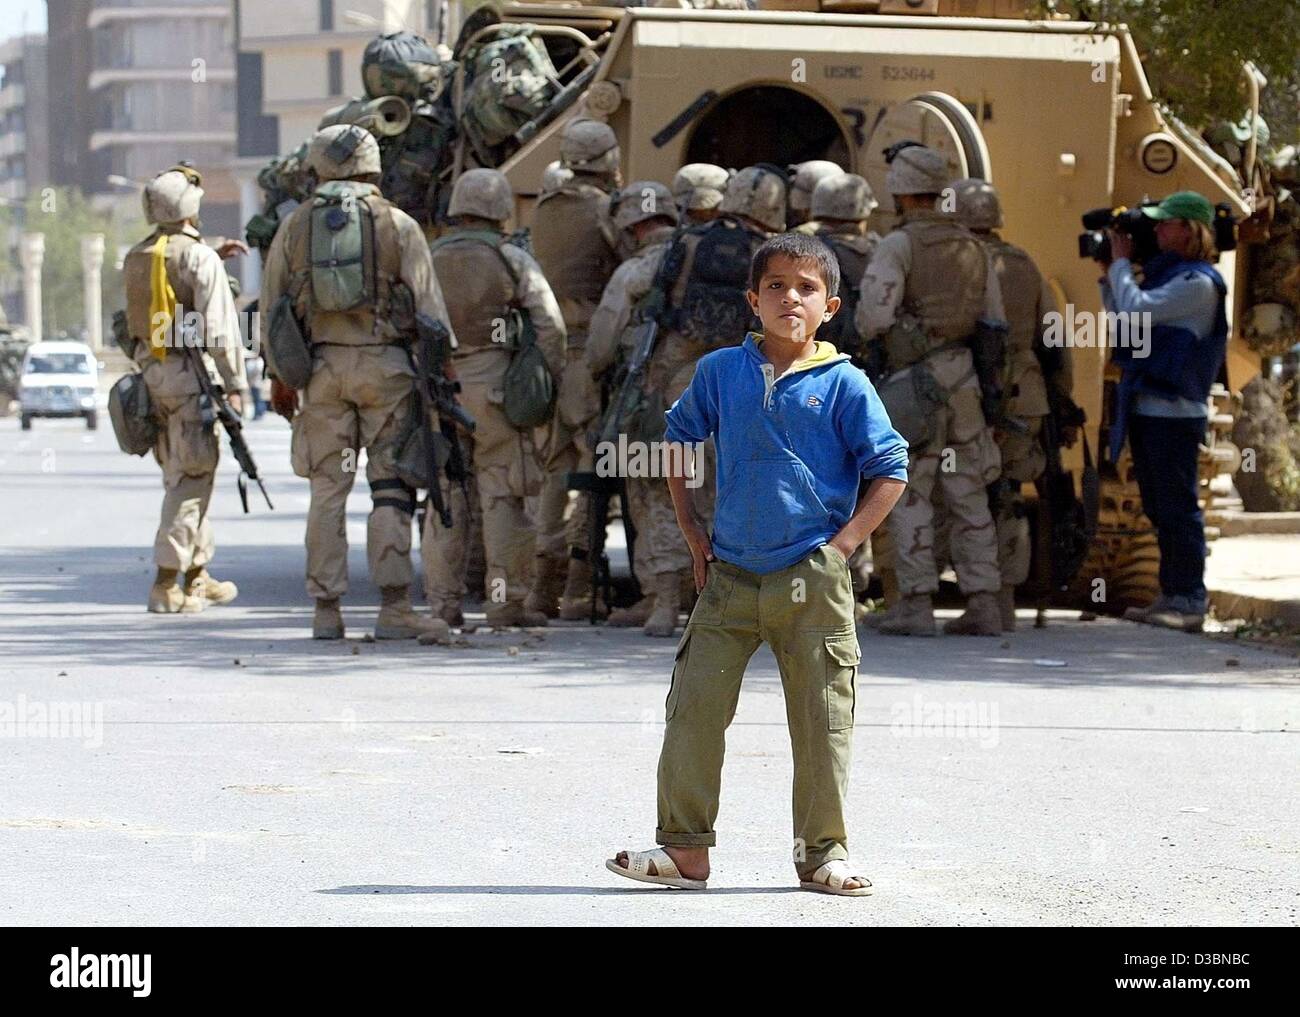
(178, 417), (219, 478)
(289, 416), (311, 479)
(665, 630), (692, 722)
(689, 566), (734, 627)
(824, 633), (860, 732)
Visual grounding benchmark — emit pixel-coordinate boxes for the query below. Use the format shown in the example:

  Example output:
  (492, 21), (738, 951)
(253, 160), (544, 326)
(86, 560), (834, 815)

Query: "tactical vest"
(892, 210), (987, 366)
(816, 227), (876, 354)
(663, 217), (764, 349)
(280, 182), (407, 345)
(379, 105), (455, 226)
(987, 236), (1049, 418)
(531, 180), (618, 320)
(123, 230), (199, 356)
(428, 229), (517, 355)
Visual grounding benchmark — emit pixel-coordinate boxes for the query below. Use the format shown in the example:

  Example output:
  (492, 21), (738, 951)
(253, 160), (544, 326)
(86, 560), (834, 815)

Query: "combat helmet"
(541, 160), (574, 194)
(143, 166), (203, 225)
(559, 118), (620, 177)
(788, 160), (843, 214)
(951, 178), (1003, 231)
(885, 144), (949, 196)
(308, 124), (382, 181)
(672, 163), (731, 212)
(611, 181), (679, 232)
(811, 173), (878, 222)
(449, 168), (514, 222)
(719, 165), (788, 233)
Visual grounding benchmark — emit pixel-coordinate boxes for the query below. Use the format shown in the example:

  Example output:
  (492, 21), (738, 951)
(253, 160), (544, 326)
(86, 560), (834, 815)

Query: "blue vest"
(1109, 254), (1228, 460)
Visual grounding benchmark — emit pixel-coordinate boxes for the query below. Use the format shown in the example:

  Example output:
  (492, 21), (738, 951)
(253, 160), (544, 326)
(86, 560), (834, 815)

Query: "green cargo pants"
(655, 543), (861, 878)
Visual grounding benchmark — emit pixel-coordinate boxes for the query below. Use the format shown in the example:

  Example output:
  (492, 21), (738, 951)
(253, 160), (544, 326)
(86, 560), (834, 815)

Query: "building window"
(320, 0), (334, 32)
(327, 49), (343, 97)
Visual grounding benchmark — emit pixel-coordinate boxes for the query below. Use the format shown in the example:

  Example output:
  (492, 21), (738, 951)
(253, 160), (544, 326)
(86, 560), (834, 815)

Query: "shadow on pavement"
(318, 883), (799, 896)
(2, 546), (1295, 692)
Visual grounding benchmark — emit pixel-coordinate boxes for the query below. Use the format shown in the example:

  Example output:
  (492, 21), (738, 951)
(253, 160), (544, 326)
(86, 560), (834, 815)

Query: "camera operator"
(1096, 191), (1228, 632)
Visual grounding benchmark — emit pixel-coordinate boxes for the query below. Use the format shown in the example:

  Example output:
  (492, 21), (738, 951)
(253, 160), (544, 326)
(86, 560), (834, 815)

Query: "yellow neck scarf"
(149, 234), (176, 360)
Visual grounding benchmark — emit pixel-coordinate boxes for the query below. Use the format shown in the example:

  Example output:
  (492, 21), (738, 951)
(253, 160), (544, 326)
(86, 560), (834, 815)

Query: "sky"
(0, 0), (47, 44)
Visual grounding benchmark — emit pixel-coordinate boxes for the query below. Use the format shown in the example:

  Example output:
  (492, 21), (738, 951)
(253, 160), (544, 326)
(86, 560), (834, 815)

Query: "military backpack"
(461, 27), (559, 153)
(667, 218), (761, 347)
(428, 229), (556, 429)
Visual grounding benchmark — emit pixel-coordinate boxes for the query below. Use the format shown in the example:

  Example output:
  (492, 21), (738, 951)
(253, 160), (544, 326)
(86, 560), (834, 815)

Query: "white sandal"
(605, 848), (707, 890)
(800, 859), (874, 897)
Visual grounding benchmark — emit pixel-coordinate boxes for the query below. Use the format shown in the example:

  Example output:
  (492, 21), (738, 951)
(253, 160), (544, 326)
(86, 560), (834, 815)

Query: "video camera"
(1078, 201), (1238, 263)
(1077, 204), (1160, 263)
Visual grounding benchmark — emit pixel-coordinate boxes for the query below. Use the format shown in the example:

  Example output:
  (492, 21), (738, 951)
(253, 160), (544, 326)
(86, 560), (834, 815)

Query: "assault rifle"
(414, 312), (475, 529)
(184, 341), (273, 513)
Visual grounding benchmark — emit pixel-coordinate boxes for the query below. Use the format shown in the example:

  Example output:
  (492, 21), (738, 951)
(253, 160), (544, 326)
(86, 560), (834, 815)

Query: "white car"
(19, 341), (101, 430)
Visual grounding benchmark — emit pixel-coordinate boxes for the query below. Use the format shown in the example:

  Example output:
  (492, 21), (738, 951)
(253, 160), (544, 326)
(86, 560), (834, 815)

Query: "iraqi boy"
(607, 232), (909, 895)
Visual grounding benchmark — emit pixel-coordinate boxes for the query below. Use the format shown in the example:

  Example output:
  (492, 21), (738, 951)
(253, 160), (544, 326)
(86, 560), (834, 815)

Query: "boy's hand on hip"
(682, 520), (715, 592)
(827, 537), (856, 564)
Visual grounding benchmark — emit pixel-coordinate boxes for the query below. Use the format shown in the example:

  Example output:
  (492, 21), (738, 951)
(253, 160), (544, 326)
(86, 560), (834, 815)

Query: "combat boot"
(313, 598), (344, 640)
(184, 567), (238, 606)
(485, 601), (549, 628)
(524, 554), (566, 619)
(997, 586), (1017, 633)
(943, 592), (1002, 636)
(876, 594), (936, 636)
(147, 567), (204, 614)
(607, 594), (655, 627)
(644, 572), (683, 638)
(376, 586), (450, 641)
(558, 557), (607, 621)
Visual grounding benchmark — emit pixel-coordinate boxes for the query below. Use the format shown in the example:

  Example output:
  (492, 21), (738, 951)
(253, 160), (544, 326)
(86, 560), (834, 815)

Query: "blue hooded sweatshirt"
(664, 332), (909, 575)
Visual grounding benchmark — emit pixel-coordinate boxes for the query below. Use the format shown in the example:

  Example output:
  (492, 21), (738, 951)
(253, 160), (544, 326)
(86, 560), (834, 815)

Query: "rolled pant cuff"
(655, 828), (716, 848)
(797, 847), (849, 880)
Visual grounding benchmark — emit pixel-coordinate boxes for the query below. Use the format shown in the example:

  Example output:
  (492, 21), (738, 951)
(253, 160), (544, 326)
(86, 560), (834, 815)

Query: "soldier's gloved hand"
(227, 392), (244, 418)
(1060, 424), (1079, 449)
(270, 377), (299, 420)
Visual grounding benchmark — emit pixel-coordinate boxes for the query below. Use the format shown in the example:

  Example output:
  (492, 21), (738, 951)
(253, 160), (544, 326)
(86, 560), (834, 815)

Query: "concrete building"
(232, 0), (443, 294)
(46, 0), (240, 240)
(0, 33), (51, 323)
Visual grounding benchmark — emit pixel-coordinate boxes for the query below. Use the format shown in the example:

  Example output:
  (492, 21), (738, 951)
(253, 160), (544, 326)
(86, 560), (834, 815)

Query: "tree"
(1034, 1), (1300, 144)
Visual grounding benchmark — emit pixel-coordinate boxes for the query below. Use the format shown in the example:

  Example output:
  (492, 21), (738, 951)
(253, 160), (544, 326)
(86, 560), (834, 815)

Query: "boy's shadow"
(320, 884), (800, 896)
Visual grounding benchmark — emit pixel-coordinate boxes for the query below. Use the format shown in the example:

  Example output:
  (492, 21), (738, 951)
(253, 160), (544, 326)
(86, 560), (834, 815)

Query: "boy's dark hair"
(748, 232), (840, 298)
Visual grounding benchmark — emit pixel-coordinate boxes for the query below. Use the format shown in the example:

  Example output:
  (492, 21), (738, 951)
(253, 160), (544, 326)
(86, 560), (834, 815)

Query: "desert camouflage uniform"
(422, 171), (566, 625)
(856, 208), (1004, 604)
(124, 222), (248, 588)
(261, 126), (454, 640)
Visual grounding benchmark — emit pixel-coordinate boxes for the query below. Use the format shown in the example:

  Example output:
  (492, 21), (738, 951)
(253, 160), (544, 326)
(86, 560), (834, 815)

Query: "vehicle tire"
(20, 413), (32, 431)
(1070, 455), (1162, 612)
(85, 410), (98, 430)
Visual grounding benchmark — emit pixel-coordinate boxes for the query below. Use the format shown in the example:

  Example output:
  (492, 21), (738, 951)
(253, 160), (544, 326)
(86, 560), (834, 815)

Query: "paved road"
(1, 416), (1297, 926)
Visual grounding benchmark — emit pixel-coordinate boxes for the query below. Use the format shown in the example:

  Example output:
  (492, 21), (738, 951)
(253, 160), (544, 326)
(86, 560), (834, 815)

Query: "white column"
(81, 233), (106, 352)
(20, 232), (44, 344)
(236, 172), (262, 298)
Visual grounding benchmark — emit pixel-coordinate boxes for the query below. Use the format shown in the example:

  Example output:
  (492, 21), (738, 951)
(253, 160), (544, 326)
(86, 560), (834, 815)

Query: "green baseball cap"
(1142, 191), (1214, 226)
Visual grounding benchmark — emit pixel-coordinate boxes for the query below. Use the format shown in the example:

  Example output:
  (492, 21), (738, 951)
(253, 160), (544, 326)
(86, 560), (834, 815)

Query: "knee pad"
(370, 478), (416, 516)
